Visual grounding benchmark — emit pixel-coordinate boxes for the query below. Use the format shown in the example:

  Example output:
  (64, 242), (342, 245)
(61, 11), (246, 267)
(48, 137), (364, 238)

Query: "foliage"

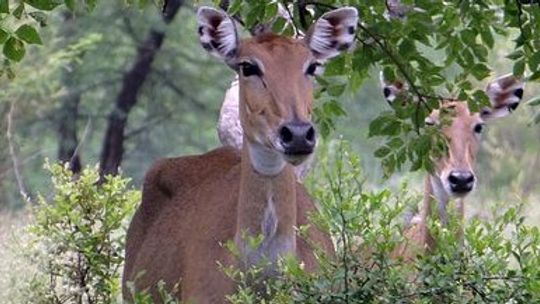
(226, 140), (540, 303)
(0, 0), (161, 75)
(215, 0), (540, 176)
(28, 162), (139, 303)
(0, 3), (229, 208)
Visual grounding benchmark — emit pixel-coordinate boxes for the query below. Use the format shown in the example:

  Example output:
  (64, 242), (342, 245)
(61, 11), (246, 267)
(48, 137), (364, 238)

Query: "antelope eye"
(474, 123), (485, 134)
(306, 62), (322, 76)
(239, 61), (262, 77)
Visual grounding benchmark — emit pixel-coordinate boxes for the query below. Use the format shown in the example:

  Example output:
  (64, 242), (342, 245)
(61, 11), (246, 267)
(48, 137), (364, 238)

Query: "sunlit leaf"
(3, 37), (25, 61)
(15, 24), (42, 44)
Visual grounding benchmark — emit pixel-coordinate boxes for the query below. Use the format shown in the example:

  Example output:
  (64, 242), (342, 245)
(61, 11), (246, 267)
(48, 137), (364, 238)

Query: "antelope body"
(381, 74), (525, 259)
(123, 6), (358, 302)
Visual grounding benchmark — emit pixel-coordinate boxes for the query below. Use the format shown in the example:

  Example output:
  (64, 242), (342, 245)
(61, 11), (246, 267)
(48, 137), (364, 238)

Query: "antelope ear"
(305, 7), (358, 60)
(379, 71), (408, 105)
(197, 6), (239, 64)
(481, 74), (525, 120)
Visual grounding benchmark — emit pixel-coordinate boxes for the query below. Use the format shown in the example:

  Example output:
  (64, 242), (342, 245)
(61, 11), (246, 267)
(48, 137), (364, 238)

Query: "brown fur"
(123, 32), (335, 304)
(394, 103), (482, 260)
(122, 147), (332, 302)
(396, 90), (521, 260)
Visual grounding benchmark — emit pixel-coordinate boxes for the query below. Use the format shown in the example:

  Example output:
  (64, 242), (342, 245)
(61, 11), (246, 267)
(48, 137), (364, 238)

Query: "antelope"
(122, 6), (358, 302)
(380, 74), (525, 260)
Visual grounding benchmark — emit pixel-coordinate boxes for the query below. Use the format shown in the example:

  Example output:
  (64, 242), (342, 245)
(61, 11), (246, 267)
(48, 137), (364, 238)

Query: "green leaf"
(528, 71), (540, 82)
(271, 17), (287, 34)
(263, 2), (278, 23)
(528, 51), (540, 71)
(228, 0), (242, 15)
(472, 90), (490, 108)
(0, 0), (8, 14)
(460, 29), (476, 45)
(23, 0), (62, 11)
(383, 66), (396, 83)
(0, 28), (8, 44)
(12, 3), (24, 19)
(15, 24), (42, 44)
(480, 28), (494, 48)
(526, 96), (540, 106)
(507, 50), (524, 60)
(3, 37), (26, 61)
(327, 84), (346, 97)
(374, 146), (392, 158)
(470, 63), (490, 80)
(513, 60), (526, 77)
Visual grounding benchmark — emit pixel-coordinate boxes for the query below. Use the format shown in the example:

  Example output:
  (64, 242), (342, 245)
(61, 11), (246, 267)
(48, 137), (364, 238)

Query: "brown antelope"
(380, 74), (525, 260)
(122, 6), (358, 302)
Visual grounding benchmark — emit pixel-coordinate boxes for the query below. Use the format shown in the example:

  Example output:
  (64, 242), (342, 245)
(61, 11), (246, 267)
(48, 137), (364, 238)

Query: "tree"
(99, 0), (185, 177)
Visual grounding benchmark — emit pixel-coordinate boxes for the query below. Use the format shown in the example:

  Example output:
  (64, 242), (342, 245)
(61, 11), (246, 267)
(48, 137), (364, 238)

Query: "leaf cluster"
(218, 0), (540, 176)
(228, 140), (540, 303)
(29, 162), (140, 303)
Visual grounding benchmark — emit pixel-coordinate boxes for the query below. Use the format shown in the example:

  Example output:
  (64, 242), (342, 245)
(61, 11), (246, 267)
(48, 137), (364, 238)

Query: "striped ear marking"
(197, 6), (239, 63)
(482, 74), (525, 119)
(305, 7), (359, 60)
(379, 71), (408, 105)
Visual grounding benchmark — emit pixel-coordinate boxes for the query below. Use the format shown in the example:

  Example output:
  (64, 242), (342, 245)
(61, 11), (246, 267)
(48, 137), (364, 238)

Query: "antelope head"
(381, 74), (525, 200)
(197, 6), (358, 175)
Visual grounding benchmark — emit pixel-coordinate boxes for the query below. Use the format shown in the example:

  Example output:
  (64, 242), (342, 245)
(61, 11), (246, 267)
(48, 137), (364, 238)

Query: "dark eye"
(306, 62), (321, 76)
(474, 124), (484, 134)
(239, 61), (262, 77)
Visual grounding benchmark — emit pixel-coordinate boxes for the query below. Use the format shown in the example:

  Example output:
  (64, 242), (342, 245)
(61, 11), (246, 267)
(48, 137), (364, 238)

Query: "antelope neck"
(235, 141), (297, 269)
(420, 175), (466, 248)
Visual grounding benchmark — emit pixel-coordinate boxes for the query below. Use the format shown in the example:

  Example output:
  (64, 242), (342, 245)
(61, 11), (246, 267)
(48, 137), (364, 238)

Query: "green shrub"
(7, 146), (540, 303)
(28, 162), (140, 304)
(228, 140), (540, 303)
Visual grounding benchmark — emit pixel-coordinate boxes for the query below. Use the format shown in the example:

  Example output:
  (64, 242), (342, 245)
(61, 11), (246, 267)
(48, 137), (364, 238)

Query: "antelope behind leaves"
(381, 73), (525, 259)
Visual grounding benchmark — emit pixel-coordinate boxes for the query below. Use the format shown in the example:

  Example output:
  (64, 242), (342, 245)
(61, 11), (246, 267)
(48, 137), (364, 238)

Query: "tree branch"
(6, 102), (31, 204)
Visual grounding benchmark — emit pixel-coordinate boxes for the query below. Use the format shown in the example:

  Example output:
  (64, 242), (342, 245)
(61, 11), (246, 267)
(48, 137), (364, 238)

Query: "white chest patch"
(430, 175), (449, 225)
(262, 196), (278, 238)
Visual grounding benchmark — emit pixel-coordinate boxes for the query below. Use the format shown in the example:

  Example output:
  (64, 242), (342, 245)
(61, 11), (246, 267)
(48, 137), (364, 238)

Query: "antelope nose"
(279, 121), (316, 155)
(448, 171), (475, 194)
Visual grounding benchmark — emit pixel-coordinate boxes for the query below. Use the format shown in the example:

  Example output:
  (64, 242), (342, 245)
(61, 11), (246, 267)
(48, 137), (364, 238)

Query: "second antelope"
(122, 6), (358, 303)
(381, 74), (525, 260)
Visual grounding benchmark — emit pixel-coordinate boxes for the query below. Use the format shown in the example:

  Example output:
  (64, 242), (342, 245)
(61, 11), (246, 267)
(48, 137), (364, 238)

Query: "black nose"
(448, 171), (475, 194)
(509, 102), (519, 111)
(279, 121), (316, 155)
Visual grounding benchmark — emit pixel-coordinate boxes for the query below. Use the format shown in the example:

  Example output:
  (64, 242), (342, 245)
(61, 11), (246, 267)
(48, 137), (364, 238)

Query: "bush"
(28, 162), (140, 304)
(228, 140), (540, 303)
(5, 146), (540, 303)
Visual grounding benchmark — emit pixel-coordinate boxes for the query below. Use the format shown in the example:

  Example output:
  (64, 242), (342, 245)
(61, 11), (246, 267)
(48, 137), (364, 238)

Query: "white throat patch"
(262, 196), (278, 238)
(247, 142), (286, 176)
(430, 175), (450, 225)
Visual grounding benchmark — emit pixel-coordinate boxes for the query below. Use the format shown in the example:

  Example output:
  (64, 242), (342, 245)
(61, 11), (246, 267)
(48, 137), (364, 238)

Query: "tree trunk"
(57, 88), (82, 173)
(57, 11), (83, 174)
(99, 0), (184, 177)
